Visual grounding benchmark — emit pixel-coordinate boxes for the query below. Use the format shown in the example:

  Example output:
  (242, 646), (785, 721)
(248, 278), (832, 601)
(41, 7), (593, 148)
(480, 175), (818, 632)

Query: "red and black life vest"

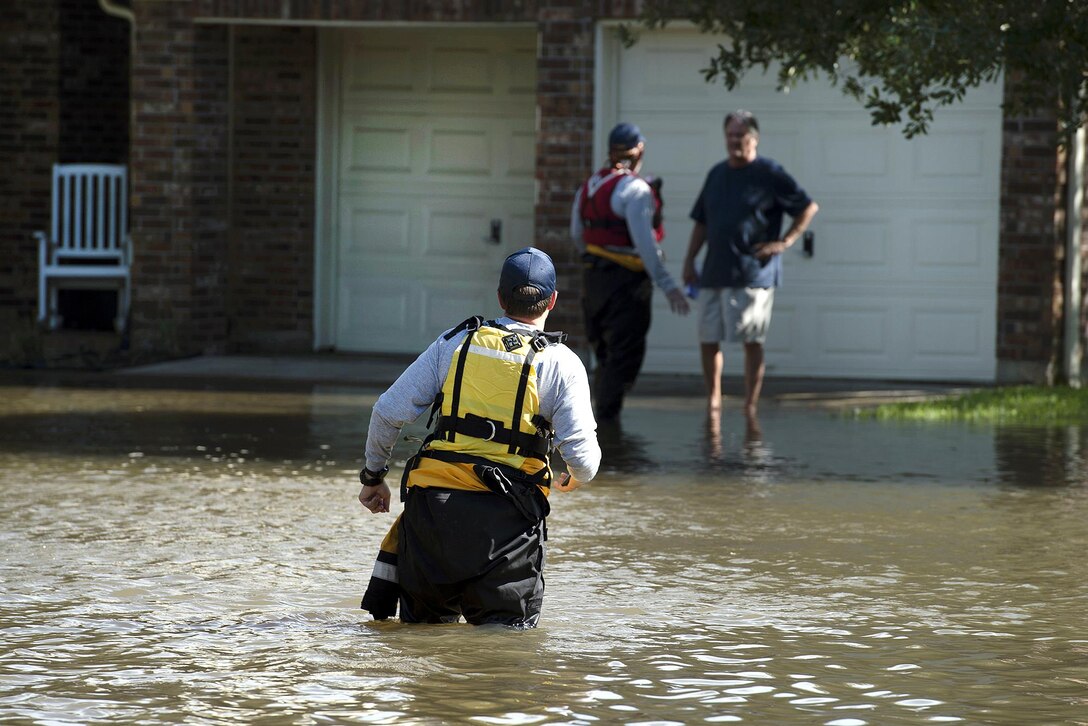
(579, 167), (664, 249)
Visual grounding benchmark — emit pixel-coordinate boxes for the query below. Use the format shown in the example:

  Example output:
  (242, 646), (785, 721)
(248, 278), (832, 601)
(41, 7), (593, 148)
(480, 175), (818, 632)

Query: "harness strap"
(443, 315), (484, 341)
(582, 217), (627, 229)
(509, 341), (539, 454)
(434, 412), (552, 459)
(426, 391), (443, 429)
(446, 327), (476, 443)
(419, 448), (549, 486)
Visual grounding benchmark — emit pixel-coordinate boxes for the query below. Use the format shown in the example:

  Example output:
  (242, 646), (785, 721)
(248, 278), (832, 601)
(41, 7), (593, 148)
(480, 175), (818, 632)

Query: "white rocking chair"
(34, 163), (132, 333)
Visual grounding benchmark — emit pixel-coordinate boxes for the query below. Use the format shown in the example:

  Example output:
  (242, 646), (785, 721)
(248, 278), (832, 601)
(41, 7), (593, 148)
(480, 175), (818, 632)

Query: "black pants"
(397, 488), (546, 627)
(582, 257), (653, 420)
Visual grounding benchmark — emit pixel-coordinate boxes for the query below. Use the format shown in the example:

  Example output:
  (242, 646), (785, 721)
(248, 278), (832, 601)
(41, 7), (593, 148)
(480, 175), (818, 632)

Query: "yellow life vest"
(405, 317), (565, 497)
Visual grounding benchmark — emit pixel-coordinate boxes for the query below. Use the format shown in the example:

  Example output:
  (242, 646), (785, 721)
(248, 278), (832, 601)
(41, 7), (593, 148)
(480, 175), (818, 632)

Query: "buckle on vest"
(482, 419), (497, 441)
(531, 335), (549, 352)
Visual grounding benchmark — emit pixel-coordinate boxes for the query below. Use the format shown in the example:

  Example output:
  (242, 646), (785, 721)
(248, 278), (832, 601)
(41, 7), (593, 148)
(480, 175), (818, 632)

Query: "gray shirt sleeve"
(612, 176), (680, 294)
(364, 319), (601, 483)
(364, 335), (446, 471)
(533, 342), (601, 483)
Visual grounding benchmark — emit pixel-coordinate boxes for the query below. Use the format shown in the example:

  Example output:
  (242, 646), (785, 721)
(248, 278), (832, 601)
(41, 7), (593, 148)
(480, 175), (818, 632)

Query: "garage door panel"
(332, 28), (536, 355)
(912, 129), (1000, 198)
(507, 210), (534, 251)
(789, 206), (996, 286)
(339, 115), (535, 182)
(821, 129), (891, 179)
(429, 47), (494, 93)
(623, 44), (786, 107)
(507, 130), (537, 177)
(344, 43), (416, 92)
(911, 217), (990, 275)
(340, 201), (413, 256)
(425, 209), (495, 256)
(816, 218), (891, 269)
(765, 303), (798, 357)
(343, 124), (413, 174)
(752, 128), (802, 174)
(429, 128), (492, 175)
(639, 125), (719, 181)
(912, 307), (987, 360)
(775, 289), (995, 378)
(505, 48), (537, 95)
(422, 282), (496, 338)
(337, 280), (413, 351)
(818, 306), (889, 356)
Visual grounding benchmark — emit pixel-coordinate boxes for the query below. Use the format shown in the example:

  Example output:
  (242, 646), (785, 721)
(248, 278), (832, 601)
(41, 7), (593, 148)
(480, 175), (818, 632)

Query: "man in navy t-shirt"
(682, 110), (819, 428)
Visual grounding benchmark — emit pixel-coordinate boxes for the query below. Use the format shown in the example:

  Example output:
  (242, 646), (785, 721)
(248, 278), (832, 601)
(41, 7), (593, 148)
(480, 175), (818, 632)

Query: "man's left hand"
(358, 482), (391, 513)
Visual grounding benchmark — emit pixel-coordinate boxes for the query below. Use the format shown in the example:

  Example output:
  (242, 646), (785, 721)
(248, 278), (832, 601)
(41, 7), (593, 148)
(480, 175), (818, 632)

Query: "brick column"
(130, 0), (230, 358)
(996, 78), (1064, 383)
(0, 0), (59, 346)
(535, 2), (597, 344)
(229, 26), (316, 353)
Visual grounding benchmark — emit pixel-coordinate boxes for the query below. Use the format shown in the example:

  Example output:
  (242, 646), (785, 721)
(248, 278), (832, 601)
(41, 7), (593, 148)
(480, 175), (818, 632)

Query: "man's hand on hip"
(754, 240), (789, 259)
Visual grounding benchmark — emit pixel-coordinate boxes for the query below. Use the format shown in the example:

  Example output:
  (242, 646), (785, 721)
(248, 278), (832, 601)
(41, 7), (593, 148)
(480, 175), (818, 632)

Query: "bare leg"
(743, 342), (765, 419)
(700, 342), (723, 415)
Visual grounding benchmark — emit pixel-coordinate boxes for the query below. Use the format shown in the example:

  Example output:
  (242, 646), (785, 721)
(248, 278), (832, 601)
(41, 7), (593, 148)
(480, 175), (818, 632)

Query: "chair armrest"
(34, 231), (49, 265)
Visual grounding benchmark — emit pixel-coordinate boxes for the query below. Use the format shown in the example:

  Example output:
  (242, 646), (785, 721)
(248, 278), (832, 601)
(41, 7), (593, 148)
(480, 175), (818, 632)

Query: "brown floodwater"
(1, 377), (1086, 724)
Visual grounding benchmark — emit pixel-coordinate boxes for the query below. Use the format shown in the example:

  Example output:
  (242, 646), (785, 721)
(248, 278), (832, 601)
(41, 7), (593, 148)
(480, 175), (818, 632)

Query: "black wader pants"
(582, 256), (653, 421)
(397, 488), (546, 628)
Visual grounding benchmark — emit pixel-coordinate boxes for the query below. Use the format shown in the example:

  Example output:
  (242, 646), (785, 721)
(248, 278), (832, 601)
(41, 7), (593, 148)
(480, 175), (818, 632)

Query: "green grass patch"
(860, 385), (1088, 424)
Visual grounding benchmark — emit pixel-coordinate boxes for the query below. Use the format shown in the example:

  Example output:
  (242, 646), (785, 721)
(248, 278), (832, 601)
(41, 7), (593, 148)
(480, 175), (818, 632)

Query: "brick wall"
(995, 76), (1064, 383)
(58, 0), (130, 164)
(228, 26), (317, 353)
(0, 0), (59, 348)
(190, 22), (232, 354)
(192, 0), (539, 21)
(130, 1), (230, 359)
(535, 1), (597, 340)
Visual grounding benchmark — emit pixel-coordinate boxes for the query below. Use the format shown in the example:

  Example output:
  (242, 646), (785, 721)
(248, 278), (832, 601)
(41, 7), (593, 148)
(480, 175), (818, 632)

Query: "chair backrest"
(51, 163), (128, 258)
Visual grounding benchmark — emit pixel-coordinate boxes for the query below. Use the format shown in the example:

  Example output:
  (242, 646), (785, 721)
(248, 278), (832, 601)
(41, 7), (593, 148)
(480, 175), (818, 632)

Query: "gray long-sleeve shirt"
(365, 316), (601, 484)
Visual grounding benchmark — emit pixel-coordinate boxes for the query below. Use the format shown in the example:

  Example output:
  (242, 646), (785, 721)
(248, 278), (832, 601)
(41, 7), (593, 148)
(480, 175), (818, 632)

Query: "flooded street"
(1, 377), (1086, 724)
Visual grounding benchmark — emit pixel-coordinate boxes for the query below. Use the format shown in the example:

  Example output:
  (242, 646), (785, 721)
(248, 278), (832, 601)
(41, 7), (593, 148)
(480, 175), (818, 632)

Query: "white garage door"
(605, 27), (1002, 381)
(327, 28), (537, 353)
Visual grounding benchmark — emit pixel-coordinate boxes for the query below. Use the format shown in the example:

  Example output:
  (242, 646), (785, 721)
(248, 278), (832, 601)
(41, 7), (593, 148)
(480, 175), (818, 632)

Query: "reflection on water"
(2, 380), (1087, 724)
(994, 425), (1088, 487)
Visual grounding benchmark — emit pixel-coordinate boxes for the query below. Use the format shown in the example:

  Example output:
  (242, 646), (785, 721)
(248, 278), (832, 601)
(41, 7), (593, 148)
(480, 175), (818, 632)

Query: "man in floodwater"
(357, 247), (601, 628)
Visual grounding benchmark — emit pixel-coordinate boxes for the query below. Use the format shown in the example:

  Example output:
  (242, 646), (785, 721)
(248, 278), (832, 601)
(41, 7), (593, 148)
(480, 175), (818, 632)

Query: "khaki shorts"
(697, 287), (775, 344)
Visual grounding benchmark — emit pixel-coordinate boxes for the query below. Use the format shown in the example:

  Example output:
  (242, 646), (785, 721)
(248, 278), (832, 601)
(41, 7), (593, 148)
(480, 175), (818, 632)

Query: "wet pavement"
(112, 352), (975, 409)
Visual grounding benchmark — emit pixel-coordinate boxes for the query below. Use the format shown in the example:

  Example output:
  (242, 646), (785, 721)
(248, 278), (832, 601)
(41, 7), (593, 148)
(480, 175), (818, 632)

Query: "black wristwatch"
(359, 465), (389, 486)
